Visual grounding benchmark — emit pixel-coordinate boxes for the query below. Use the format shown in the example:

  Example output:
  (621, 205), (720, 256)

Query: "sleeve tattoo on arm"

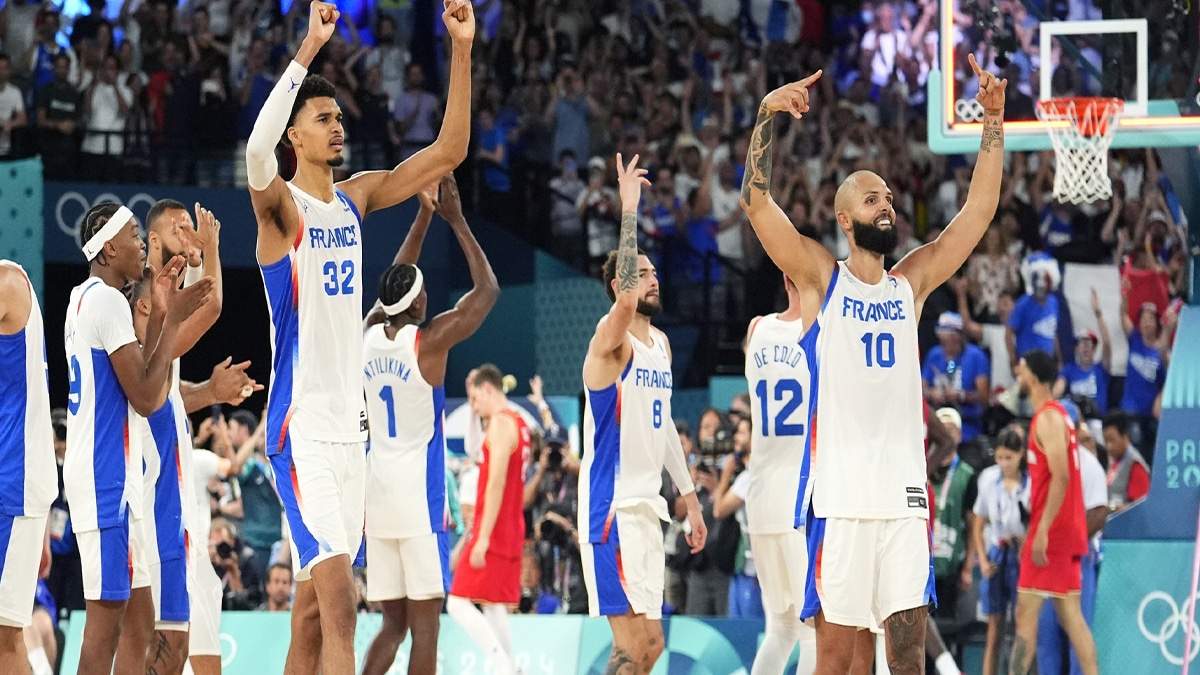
(740, 104), (775, 205)
(616, 212), (638, 294)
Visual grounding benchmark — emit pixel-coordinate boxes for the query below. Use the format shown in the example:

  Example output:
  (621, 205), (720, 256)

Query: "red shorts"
(1017, 546), (1083, 596)
(448, 536), (521, 605)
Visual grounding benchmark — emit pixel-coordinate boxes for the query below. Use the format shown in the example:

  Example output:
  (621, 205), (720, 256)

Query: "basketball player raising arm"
(360, 173), (498, 675)
(580, 154), (706, 675)
(739, 55), (1005, 675)
(242, 2), (472, 673)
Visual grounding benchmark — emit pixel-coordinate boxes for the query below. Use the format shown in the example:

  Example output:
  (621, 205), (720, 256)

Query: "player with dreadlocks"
(359, 173), (498, 675)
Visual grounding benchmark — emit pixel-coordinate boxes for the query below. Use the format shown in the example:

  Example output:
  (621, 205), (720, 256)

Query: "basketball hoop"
(1036, 97), (1124, 204)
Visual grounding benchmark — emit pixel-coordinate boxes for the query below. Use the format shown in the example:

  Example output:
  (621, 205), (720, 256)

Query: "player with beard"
(741, 55), (1005, 675)
(242, 2), (473, 672)
(579, 154), (707, 675)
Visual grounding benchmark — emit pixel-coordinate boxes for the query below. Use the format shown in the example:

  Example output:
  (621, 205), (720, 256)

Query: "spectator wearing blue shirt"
(477, 106), (514, 230)
(1055, 291), (1113, 414)
(923, 312), (990, 443)
(1007, 277), (1060, 371)
(1119, 300), (1174, 458)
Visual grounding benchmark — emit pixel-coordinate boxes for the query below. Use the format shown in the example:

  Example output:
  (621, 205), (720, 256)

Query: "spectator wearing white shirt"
(860, 3), (910, 89)
(80, 54), (131, 180)
(0, 54), (27, 157)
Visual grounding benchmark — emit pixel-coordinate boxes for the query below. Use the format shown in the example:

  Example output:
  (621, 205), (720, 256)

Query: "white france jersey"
(363, 323), (448, 538)
(813, 262), (927, 519)
(64, 277), (144, 531)
(744, 313), (819, 534)
(0, 261), (57, 517)
(137, 370), (195, 560)
(260, 183), (367, 455)
(580, 329), (676, 544)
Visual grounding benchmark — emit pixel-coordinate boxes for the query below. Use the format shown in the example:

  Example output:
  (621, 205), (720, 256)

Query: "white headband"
(382, 267), (423, 315)
(81, 206), (135, 262)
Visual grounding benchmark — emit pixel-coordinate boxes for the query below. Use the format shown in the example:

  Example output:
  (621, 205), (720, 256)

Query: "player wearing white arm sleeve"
(741, 55), (1006, 674)
(243, 2), (474, 672)
(579, 154), (707, 675)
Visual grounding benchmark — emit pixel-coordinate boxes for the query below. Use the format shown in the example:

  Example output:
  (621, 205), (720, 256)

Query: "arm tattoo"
(883, 607), (926, 675)
(606, 646), (638, 675)
(616, 212), (638, 295)
(740, 103), (776, 206)
(980, 114), (1004, 153)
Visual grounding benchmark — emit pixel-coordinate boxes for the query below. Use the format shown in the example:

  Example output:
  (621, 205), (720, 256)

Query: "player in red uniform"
(1009, 349), (1099, 675)
(447, 364), (530, 675)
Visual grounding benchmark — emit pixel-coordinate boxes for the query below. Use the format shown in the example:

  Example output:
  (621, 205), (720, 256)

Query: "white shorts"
(751, 529), (808, 616)
(187, 537), (223, 656)
(365, 533), (450, 602)
(79, 516), (150, 602)
(271, 436), (366, 582)
(809, 517), (934, 628)
(0, 514), (48, 627)
(581, 504), (665, 621)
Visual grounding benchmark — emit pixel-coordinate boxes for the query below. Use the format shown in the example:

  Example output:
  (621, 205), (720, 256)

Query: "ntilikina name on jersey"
(363, 357), (412, 383)
(634, 367), (672, 389)
(308, 224), (358, 249)
(842, 297), (906, 322)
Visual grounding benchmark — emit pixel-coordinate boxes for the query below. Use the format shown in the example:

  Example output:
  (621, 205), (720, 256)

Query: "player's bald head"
(834, 171), (886, 216)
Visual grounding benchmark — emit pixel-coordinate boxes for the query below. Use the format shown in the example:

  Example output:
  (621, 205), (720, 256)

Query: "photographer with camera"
(522, 424), (585, 615)
(675, 409), (739, 616)
(712, 416), (761, 618)
(209, 517), (265, 610)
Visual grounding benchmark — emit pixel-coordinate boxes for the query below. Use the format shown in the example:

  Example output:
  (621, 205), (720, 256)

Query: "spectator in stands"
(712, 416), (761, 619)
(350, 64), (394, 173)
(1007, 252), (1061, 370)
(194, 61), (237, 187)
(929, 408), (977, 621)
(210, 516), (265, 611)
(259, 563), (293, 612)
(149, 39), (198, 184)
(861, 3), (910, 90)
(0, 54), (28, 158)
(923, 312), (991, 445)
(226, 410), (281, 567)
(576, 155), (619, 266)
(367, 16), (408, 104)
(79, 53), (131, 180)
(1101, 411), (1151, 511)
(549, 149), (587, 265)
(0, 0), (42, 80)
(550, 63), (591, 169)
(476, 105), (514, 229)
(392, 63), (439, 161)
(1119, 299), (1173, 457)
(1055, 291), (1113, 415)
(968, 223), (1021, 324)
(27, 11), (76, 95)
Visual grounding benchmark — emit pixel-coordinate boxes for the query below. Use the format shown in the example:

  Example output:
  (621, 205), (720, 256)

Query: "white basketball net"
(1036, 98), (1124, 205)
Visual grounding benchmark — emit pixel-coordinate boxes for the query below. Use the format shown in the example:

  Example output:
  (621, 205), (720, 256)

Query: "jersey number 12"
(754, 378), (805, 437)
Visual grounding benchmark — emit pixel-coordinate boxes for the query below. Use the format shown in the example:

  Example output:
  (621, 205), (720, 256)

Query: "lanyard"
(937, 456), (960, 515)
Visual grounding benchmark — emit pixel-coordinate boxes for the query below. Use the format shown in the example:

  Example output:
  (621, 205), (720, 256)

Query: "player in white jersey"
(244, 3), (473, 670)
(0, 261), (58, 674)
(64, 203), (213, 675)
(741, 275), (819, 675)
(360, 175), (498, 675)
(741, 56), (1006, 674)
(579, 154), (707, 675)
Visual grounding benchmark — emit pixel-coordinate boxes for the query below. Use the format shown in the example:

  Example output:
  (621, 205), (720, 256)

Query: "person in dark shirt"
(210, 517), (265, 611)
(37, 53), (81, 179)
(352, 64), (395, 171)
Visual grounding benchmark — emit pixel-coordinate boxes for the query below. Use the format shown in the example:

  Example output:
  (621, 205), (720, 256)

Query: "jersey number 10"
(754, 378), (805, 437)
(861, 332), (896, 368)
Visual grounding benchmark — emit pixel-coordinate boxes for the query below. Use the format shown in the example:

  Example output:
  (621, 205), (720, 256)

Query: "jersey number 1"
(378, 385), (397, 438)
(754, 378), (805, 437)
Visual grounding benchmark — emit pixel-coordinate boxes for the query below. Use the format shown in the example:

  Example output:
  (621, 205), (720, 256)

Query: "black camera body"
(216, 541), (234, 560)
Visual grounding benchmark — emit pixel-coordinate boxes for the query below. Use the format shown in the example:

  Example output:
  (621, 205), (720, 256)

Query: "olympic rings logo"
(1138, 590), (1200, 666)
(54, 190), (157, 246)
(955, 98), (985, 123)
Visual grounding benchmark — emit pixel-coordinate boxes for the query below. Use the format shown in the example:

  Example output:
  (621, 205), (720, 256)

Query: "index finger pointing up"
(968, 52), (984, 77)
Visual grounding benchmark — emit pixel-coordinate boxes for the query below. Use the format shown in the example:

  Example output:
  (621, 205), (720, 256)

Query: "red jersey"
(1027, 401), (1088, 557)
(472, 408), (530, 559)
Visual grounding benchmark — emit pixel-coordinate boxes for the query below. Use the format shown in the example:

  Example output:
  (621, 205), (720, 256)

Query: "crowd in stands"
(14, 0), (1193, 662)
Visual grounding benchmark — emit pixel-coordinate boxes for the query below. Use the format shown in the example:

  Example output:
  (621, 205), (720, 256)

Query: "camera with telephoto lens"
(216, 542), (234, 560)
(698, 424), (736, 457)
